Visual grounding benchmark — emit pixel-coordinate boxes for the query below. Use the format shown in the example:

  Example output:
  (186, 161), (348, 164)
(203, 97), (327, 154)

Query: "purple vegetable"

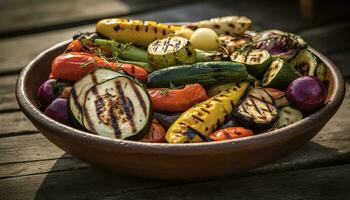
(286, 76), (327, 112)
(37, 79), (69, 109)
(44, 98), (70, 125)
(252, 30), (306, 60)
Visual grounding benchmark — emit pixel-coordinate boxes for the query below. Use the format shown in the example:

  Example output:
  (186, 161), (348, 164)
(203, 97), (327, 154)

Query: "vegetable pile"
(38, 16), (328, 144)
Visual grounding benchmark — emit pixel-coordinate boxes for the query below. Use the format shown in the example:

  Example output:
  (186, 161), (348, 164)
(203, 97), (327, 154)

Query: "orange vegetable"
(265, 88), (285, 99)
(121, 64), (148, 82)
(139, 120), (166, 143)
(51, 52), (117, 81)
(148, 84), (208, 112)
(209, 127), (253, 141)
(66, 39), (84, 52)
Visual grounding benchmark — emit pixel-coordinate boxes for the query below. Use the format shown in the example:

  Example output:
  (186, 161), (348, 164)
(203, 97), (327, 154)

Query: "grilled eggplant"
(272, 106), (303, 129)
(166, 81), (249, 143)
(96, 18), (181, 48)
(219, 34), (251, 55)
(231, 49), (271, 78)
(68, 69), (123, 128)
(186, 16), (252, 35)
(290, 49), (318, 76)
(82, 76), (152, 139)
(148, 36), (196, 69)
(234, 88), (278, 131)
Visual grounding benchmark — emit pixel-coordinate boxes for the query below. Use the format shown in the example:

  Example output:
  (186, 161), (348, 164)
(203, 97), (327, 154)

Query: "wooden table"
(0, 0), (349, 199)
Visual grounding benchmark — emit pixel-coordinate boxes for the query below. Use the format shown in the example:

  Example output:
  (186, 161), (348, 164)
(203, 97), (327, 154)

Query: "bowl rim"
(16, 39), (346, 155)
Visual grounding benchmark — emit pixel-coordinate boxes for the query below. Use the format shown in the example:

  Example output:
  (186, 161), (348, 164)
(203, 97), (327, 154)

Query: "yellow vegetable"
(190, 28), (220, 51)
(96, 18), (181, 48)
(166, 81), (249, 143)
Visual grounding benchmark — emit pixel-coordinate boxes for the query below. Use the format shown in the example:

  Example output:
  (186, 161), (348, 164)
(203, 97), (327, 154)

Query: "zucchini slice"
(83, 76), (152, 139)
(148, 36), (196, 69)
(68, 69), (123, 127)
(234, 88), (278, 131)
(272, 106), (303, 129)
(262, 58), (300, 90)
(315, 62), (328, 82)
(290, 49), (318, 76)
(231, 49), (271, 78)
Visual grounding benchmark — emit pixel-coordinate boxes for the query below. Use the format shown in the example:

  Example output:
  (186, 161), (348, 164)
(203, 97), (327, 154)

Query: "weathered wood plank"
(0, 0), (188, 38)
(0, 111), (37, 137)
(0, 162), (349, 200)
(0, 74), (19, 112)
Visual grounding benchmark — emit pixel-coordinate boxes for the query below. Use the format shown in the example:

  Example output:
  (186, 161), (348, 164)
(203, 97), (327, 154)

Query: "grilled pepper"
(166, 81), (249, 143)
(96, 18), (181, 48)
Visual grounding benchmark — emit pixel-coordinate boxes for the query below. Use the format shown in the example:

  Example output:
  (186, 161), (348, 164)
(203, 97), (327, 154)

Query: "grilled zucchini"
(147, 36), (196, 69)
(83, 76), (152, 139)
(96, 18), (181, 48)
(315, 62), (328, 82)
(234, 88), (278, 131)
(272, 106), (303, 129)
(290, 49), (318, 76)
(166, 81), (249, 143)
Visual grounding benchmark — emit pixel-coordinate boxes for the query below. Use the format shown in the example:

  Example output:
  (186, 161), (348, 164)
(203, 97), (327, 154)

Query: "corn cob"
(186, 16), (252, 35)
(166, 81), (249, 143)
(96, 18), (181, 48)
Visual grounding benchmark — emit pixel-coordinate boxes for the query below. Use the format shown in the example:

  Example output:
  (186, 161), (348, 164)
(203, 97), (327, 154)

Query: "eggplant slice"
(83, 76), (152, 139)
(68, 68), (123, 127)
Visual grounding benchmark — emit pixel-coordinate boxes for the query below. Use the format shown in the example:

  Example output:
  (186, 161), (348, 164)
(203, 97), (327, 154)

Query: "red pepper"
(148, 84), (208, 112)
(121, 64), (148, 82)
(139, 120), (166, 143)
(51, 52), (117, 81)
(66, 39), (84, 52)
(209, 127), (253, 141)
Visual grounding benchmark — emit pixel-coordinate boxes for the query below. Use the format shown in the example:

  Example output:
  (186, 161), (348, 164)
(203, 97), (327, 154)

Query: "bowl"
(16, 39), (345, 180)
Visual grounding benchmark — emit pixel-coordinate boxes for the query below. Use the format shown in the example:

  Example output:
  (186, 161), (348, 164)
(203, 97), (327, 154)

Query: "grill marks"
(129, 80), (147, 116)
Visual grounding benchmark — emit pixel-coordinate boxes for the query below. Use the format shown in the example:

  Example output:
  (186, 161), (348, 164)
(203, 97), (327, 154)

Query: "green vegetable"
(94, 39), (148, 63)
(234, 88), (278, 131)
(147, 61), (248, 87)
(290, 49), (318, 76)
(262, 58), (300, 90)
(117, 59), (154, 73)
(83, 75), (152, 139)
(231, 49), (271, 77)
(148, 36), (196, 69)
(195, 49), (226, 62)
(272, 106), (303, 129)
(315, 62), (328, 82)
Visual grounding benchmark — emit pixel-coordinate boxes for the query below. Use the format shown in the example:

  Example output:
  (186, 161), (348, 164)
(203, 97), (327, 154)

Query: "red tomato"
(209, 127), (253, 141)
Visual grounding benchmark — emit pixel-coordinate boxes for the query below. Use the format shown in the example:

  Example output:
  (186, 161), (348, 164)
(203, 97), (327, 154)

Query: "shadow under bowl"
(16, 40), (345, 180)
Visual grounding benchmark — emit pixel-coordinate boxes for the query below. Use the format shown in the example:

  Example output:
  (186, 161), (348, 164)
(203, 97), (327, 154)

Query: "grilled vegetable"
(286, 76), (327, 112)
(93, 39), (148, 63)
(209, 127), (253, 141)
(219, 34), (251, 56)
(51, 52), (118, 81)
(173, 27), (193, 39)
(147, 61), (247, 87)
(272, 106), (303, 129)
(315, 62), (328, 82)
(148, 36), (196, 69)
(262, 58), (300, 90)
(231, 49), (271, 77)
(96, 18), (181, 48)
(66, 39), (84, 52)
(121, 64), (148, 82)
(139, 120), (166, 143)
(195, 49), (226, 62)
(117, 60), (154, 73)
(45, 98), (70, 125)
(166, 81), (249, 143)
(187, 16), (252, 35)
(220, 115), (241, 129)
(252, 30), (306, 60)
(83, 76), (152, 139)
(207, 83), (237, 97)
(148, 84), (208, 112)
(154, 112), (181, 129)
(265, 88), (289, 108)
(38, 79), (69, 109)
(190, 28), (220, 51)
(68, 69), (123, 128)
(234, 88), (278, 131)
(290, 49), (318, 76)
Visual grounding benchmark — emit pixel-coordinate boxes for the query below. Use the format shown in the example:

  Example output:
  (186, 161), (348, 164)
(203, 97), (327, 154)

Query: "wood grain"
(0, 74), (18, 112)
(0, 111), (37, 137)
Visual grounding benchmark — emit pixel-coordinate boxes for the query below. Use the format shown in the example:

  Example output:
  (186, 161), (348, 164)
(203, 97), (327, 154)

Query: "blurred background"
(0, 0), (349, 77)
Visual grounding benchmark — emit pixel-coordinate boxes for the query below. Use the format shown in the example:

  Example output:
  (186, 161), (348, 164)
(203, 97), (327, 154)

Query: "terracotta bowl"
(16, 40), (345, 180)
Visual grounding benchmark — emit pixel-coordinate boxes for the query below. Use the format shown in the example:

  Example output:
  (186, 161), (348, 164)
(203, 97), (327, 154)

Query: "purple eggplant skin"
(44, 98), (70, 125)
(37, 79), (59, 109)
(286, 76), (327, 113)
(253, 30), (306, 60)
